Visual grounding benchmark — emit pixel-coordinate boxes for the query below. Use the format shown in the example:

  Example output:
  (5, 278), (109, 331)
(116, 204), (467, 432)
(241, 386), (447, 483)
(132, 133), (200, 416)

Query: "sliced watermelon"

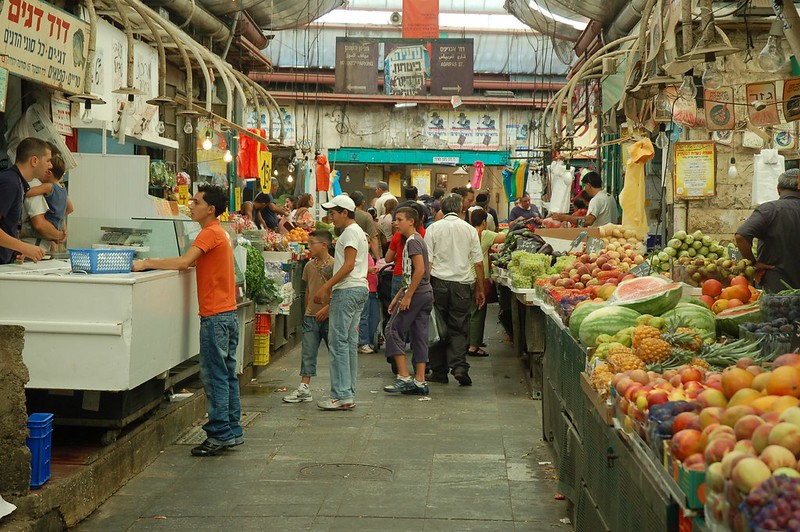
(716, 303), (762, 337)
(608, 276), (683, 316)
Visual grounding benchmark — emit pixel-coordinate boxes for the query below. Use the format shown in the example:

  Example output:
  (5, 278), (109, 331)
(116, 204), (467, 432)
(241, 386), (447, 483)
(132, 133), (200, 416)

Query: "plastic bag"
(428, 306), (448, 347)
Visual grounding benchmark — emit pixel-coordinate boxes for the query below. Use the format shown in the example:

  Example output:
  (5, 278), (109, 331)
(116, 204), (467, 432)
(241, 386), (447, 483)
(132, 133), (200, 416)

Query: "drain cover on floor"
(299, 463), (393, 480)
(175, 412), (261, 445)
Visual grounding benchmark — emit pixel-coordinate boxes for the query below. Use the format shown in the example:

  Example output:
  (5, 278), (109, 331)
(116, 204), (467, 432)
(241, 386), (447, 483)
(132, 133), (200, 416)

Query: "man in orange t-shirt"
(133, 184), (241, 457)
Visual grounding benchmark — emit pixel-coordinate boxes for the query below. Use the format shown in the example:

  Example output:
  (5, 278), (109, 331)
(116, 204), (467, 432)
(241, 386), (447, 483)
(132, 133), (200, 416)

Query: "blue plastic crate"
(68, 248), (135, 274)
(26, 413), (53, 489)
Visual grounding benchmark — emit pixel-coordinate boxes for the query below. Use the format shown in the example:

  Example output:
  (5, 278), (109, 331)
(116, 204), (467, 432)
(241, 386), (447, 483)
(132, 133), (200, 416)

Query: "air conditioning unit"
(390, 11), (402, 26)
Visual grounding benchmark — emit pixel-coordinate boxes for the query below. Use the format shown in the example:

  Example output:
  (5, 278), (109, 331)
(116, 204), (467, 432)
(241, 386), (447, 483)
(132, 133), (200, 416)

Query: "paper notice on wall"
(51, 96), (72, 136)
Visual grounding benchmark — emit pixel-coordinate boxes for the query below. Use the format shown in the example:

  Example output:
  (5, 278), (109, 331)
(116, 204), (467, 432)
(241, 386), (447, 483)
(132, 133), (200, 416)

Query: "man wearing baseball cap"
(313, 195), (369, 410)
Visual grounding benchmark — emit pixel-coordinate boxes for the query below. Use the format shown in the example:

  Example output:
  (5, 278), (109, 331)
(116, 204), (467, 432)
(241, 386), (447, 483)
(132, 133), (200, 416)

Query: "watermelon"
(569, 301), (607, 337)
(661, 303), (717, 337)
(579, 306), (641, 348)
(608, 276), (682, 316)
(716, 303), (762, 337)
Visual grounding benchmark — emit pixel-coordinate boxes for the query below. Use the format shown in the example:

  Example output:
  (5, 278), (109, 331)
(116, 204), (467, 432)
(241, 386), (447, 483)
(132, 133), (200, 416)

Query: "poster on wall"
(426, 111), (446, 138)
(195, 118), (229, 187)
(475, 111), (500, 149)
(747, 82), (780, 126)
(384, 45), (428, 96)
(51, 96), (71, 135)
(774, 123), (797, 151)
(410, 169), (431, 195)
(703, 87), (735, 131)
(673, 141), (716, 199)
(270, 106), (295, 146)
(448, 110), (475, 148)
(782, 76), (800, 122)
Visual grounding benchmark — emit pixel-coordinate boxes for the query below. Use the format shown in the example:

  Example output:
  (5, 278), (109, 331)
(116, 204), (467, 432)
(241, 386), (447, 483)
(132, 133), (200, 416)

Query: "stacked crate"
(254, 313), (271, 366)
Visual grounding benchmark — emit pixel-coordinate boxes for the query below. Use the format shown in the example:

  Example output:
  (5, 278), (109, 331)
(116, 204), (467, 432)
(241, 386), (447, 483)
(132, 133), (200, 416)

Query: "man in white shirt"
(552, 171), (619, 227)
(424, 193), (486, 386)
(374, 181), (397, 217)
(314, 195), (369, 410)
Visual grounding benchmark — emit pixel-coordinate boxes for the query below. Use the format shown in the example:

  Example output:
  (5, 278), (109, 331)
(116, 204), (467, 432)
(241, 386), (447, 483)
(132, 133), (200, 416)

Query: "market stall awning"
(330, 148), (510, 166)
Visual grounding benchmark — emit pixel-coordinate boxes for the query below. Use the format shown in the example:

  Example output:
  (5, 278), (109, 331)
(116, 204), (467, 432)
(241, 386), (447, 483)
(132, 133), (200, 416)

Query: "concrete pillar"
(0, 326), (30, 496)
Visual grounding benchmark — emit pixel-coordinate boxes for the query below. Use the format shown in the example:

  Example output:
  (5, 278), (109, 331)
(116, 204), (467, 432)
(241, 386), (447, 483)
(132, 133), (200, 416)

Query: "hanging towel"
(752, 148), (785, 206)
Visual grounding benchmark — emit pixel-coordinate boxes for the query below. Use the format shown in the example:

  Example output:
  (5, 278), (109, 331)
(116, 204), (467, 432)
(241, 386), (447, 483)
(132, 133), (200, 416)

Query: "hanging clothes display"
(513, 161), (527, 199)
(527, 167), (545, 214)
(332, 169), (342, 196)
(752, 148), (785, 206)
(547, 160), (573, 213)
(471, 161), (485, 190)
(620, 138), (654, 237)
(237, 130), (260, 178)
(316, 154), (331, 192)
(502, 162), (518, 201)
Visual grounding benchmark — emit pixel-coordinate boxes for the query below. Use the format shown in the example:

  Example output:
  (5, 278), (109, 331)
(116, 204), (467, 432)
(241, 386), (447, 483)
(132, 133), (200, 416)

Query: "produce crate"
(760, 293), (800, 322)
(677, 462), (705, 510)
(255, 313), (271, 335)
(68, 248), (134, 274)
(579, 372), (613, 426)
(26, 413), (53, 489)
(254, 334), (270, 366)
(739, 325), (794, 357)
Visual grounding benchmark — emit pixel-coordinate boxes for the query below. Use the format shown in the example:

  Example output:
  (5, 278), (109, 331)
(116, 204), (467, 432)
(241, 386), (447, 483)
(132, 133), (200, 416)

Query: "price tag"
(630, 262), (652, 277)
(586, 236), (605, 254)
(567, 231), (587, 253)
(178, 185), (189, 206)
(516, 238), (545, 254)
(727, 246), (743, 260)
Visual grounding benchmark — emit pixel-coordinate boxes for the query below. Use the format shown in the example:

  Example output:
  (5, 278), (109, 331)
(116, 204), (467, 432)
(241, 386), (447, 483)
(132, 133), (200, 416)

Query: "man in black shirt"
(253, 178), (287, 230)
(0, 138), (51, 264)
(736, 168), (800, 292)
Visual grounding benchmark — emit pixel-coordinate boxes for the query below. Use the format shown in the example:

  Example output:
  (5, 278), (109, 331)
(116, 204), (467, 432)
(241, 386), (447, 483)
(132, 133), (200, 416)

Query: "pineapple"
(607, 352), (646, 372)
(635, 337), (673, 364)
(608, 345), (635, 357)
(690, 357), (710, 370)
(590, 366), (615, 394)
(662, 326), (704, 352)
(632, 325), (662, 349)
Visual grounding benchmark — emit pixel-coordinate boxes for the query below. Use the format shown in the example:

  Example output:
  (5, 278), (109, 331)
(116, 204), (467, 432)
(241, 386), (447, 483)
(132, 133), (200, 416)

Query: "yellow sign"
(410, 169), (431, 195)
(259, 150), (272, 189)
(673, 141), (716, 199)
(0, 0), (90, 93)
(177, 184), (189, 206)
(234, 187), (241, 212)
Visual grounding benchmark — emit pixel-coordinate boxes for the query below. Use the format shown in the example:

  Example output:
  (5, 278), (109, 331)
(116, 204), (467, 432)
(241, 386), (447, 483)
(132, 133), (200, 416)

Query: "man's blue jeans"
(328, 286), (368, 400)
(358, 292), (380, 346)
(301, 315), (328, 377)
(199, 311), (242, 445)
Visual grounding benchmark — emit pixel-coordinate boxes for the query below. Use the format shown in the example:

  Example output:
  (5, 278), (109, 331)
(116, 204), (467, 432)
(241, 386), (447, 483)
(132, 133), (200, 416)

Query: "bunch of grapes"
(762, 294), (800, 323)
(745, 476), (800, 530)
(547, 255), (577, 276)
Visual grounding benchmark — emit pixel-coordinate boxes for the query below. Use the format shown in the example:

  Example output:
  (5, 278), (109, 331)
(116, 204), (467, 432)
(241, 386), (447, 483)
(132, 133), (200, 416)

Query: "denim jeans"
(328, 286), (368, 400)
(199, 310), (241, 445)
(358, 292), (380, 346)
(301, 315), (328, 377)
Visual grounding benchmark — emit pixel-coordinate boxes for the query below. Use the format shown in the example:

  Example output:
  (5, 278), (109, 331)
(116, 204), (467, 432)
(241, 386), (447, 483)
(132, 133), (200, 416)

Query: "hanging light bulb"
(702, 55), (724, 90)
(183, 118), (194, 135)
(288, 163), (295, 172)
(287, 174), (294, 183)
(654, 124), (668, 150)
(345, 174), (351, 183)
(758, 21), (787, 73)
(81, 105), (92, 124)
(654, 86), (671, 115)
(202, 131), (213, 151)
(273, 169), (279, 176)
(728, 157), (738, 178)
(678, 74), (697, 100)
(223, 150), (233, 163)
(156, 120), (165, 135)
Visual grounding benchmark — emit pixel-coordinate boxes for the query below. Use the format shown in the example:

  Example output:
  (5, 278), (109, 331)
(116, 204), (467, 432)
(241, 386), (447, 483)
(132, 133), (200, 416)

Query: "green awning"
(329, 148), (511, 166)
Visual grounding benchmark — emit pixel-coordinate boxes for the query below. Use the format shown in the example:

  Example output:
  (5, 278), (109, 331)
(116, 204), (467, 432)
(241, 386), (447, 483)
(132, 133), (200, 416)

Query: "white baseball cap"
(321, 195), (356, 212)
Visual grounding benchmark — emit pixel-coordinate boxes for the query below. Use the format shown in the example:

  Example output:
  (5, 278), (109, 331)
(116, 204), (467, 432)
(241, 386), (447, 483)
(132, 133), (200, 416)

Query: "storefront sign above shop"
(0, 0), (89, 93)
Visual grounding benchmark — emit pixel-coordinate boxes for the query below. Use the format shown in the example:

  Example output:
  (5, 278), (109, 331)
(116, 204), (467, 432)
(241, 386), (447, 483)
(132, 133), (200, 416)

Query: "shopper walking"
(314, 195), (369, 410)
(283, 230), (334, 403)
(133, 184), (242, 456)
(467, 209), (505, 357)
(382, 207), (434, 396)
(424, 193), (485, 385)
(357, 253), (380, 354)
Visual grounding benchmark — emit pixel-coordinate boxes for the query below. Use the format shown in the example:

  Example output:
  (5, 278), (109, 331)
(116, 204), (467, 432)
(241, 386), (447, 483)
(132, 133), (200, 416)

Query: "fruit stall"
(493, 223), (800, 531)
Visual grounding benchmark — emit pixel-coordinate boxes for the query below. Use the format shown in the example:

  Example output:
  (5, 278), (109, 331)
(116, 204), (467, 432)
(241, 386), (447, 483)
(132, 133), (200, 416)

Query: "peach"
(762, 411), (781, 424)
(769, 423), (800, 456)
(706, 462), (725, 493)
(705, 437), (737, 464)
(697, 389), (728, 408)
(647, 390), (670, 407)
(709, 425), (737, 441)
(721, 367), (755, 399)
(732, 458), (772, 493)
(767, 366), (800, 398)
(734, 439), (757, 456)
(615, 376), (633, 395)
(751, 395), (780, 413)
(683, 453), (706, 469)
(721, 450), (751, 479)
(747, 366), (766, 376)
(721, 405), (758, 428)
(699, 407), (725, 429)
(672, 412), (701, 434)
(779, 407), (800, 429)
(760, 445), (798, 471)
(752, 423), (776, 454)
(629, 369), (650, 385)
(728, 388), (763, 408)
(671, 429), (704, 462)
(734, 415), (766, 441)
(772, 353), (800, 369)
(680, 366), (704, 384)
(752, 372), (771, 392)
(770, 396), (800, 413)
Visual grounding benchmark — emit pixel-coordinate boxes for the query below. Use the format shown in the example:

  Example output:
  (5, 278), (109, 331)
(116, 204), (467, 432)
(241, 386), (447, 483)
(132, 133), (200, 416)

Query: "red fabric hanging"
(237, 130), (260, 178)
(316, 154), (331, 192)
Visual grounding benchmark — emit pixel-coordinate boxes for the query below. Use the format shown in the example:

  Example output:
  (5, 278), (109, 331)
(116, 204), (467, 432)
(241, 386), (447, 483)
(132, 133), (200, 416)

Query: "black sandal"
(468, 348), (489, 357)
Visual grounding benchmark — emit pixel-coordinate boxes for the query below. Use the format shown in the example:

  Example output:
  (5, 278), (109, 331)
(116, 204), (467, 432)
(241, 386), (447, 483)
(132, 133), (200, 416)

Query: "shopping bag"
(428, 306), (448, 347)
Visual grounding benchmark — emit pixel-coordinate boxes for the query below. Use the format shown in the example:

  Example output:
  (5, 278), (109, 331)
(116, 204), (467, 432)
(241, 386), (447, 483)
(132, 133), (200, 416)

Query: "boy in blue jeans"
(283, 230), (334, 403)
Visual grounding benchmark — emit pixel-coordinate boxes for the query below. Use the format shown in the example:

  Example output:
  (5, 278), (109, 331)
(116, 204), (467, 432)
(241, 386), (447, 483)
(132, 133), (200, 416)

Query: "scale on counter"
(95, 226), (152, 253)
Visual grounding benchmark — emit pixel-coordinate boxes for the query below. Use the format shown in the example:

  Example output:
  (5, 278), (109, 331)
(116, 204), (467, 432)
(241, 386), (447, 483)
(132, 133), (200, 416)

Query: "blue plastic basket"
(68, 248), (135, 274)
(26, 413), (53, 489)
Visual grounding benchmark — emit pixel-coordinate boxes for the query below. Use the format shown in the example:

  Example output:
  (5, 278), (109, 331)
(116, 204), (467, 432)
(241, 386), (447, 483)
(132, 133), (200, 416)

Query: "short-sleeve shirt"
(254, 192), (278, 230)
(0, 166), (29, 264)
(389, 225), (426, 277)
(303, 257), (333, 316)
(401, 233), (432, 294)
(354, 209), (376, 239)
(509, 205), (540, 221)
(333, 222), (369, 291)
(587, 191), (619, 226)
(21, 178), (50, 248)
(192, 221), (237, 317)
(737, 194), (800, 293)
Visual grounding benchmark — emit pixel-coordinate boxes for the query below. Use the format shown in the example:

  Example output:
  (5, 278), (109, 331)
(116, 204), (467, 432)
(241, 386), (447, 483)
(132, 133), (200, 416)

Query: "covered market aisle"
(74, 307), (571, 531)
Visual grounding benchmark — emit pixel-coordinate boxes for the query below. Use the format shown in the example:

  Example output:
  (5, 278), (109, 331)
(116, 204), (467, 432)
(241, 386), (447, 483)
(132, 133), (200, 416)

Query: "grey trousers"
(429, 277), (473, 375)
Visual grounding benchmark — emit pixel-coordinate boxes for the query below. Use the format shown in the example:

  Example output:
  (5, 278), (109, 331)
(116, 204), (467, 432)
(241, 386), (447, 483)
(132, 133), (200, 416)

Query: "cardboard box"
(677, 462), (706, 510)
(536, 227), (601, 254)
(580, 372), (614, 425)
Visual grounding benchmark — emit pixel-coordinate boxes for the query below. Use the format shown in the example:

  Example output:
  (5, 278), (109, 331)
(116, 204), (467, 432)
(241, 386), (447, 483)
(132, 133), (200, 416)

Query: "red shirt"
(192, 221), (237, 317)
(388, 225), (426, 277)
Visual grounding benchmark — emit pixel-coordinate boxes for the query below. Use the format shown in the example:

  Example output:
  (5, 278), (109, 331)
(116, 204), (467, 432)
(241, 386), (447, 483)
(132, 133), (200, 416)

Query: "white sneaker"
(358, 344), (374, 354)
(283, 384), (312, 403)
(317, 398), (356, 410)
